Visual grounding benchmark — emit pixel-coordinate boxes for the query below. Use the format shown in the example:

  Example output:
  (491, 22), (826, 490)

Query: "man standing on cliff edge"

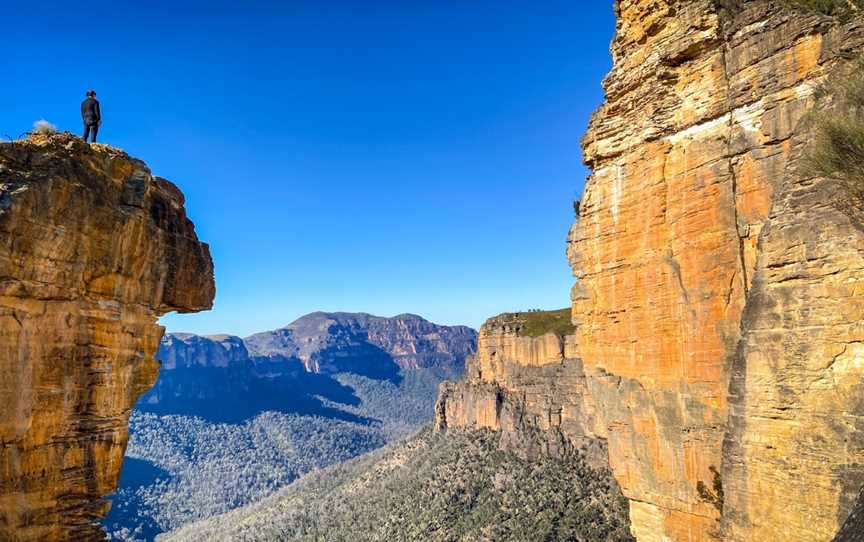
(81, 90), (101, 143)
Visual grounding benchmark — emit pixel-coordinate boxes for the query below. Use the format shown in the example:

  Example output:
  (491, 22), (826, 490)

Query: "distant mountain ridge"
(244, 311), (477, 374)
(104, 312), (477, 541)
(139, 312), (476, 423)
(157, 312), (475, 372)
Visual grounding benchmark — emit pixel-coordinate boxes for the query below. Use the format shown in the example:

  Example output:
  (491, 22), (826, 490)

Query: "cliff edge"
(0, 133), (215, 541)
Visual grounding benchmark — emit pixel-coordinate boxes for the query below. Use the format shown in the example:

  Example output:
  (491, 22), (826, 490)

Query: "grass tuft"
(717, 0), (863, 17)
(800, 56), (864, 213)
(499, 309), (576, 339)
(781, 0), (864, 16)
(31, 120), (58, 135)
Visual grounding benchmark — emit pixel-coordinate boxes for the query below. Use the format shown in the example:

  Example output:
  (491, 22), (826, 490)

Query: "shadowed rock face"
(0, 133), (214, 541)
(141, 314), (477, 423)
(138, 333), (366, 424)
(245, 312), (477, 378)
(834, 486), (864, 542)
(158, 334), (250, 370)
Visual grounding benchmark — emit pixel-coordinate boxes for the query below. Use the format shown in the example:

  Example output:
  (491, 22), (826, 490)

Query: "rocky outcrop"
(438, 2), (864, 541)
(435, 312), (607, 464)
(566, 1), (864, 540)
(159, 334), (249, 370)
(0, 134), (214, 541)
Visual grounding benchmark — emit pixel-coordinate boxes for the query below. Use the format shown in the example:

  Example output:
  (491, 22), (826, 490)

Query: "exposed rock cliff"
(568, 1), (864, 540)
(436, 311), (608, 463)
(245, 312), (477, 375)
(438, 2), (864, 541)
(159, 334), (250, 370)
(0, 133), (214, 541)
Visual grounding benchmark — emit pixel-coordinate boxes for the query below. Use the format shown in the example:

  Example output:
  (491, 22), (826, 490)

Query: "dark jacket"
(81, 97), (101, 125)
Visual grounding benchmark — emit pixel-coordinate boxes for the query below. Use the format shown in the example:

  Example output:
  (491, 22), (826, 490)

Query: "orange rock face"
(436, 312), (608, 463)
(0, 134), (214, 541)
(567, 1), (864, 541)
(438, 2), (864, 541)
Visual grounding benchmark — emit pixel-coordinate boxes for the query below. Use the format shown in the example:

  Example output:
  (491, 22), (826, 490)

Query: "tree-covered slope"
(102, 313), (476, 541)
(161, 428), (634, 542)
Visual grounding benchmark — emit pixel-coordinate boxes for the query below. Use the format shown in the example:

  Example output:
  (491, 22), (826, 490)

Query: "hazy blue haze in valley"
(2, 1), (614, 335)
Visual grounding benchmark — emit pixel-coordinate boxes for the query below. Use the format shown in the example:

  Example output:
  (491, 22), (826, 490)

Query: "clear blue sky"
(3, 1), (614, 335)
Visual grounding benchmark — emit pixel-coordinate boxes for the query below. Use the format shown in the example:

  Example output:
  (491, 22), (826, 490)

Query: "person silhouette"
(81, 90), (101, 143)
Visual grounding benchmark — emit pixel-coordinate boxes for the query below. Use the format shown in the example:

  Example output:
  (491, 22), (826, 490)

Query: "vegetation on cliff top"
(801, 56), (864, 214)
(782, 0), (864, 14)
(164, 428), (634, 542)
(718, 0), (863, 17)
(507, 308), (576, 338)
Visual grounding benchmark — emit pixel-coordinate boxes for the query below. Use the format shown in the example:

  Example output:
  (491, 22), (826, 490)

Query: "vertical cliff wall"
(437, 1), (864, 541)
(0, 134), (215, 541)
(436, 311), (607, 462)
(567, 1), (864, 541)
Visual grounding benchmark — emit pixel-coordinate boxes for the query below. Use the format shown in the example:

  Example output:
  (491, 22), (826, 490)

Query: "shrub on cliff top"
(511, 308), (576, 339)
(717, 0), (863, 17)
(800, 56), (864, 212)
(781, 0), (864, 16)
(31, 119), (57, 135)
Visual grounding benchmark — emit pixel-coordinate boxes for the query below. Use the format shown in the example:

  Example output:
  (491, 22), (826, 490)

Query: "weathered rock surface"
(438, 2), (864, 541)
(435, 312), (607, 464)
(835, 487), (864, 542)
(0, 133), (214, 541)
(159, 334), (249, 370)
(566, 1), (864, 540)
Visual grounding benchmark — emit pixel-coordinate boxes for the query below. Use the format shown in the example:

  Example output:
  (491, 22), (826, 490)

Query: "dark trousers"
(83, 122), (99, 143)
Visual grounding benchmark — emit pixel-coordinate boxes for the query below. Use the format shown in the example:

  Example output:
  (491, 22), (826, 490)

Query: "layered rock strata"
(0, 133), (214, 541)
(159, 334), (249, 370)
(439, 2), (864, 541)
(435, 312), (607, 463)
(570, 1), (864, 540)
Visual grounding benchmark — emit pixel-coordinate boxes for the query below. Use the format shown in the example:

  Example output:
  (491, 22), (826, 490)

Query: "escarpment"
(435, 311), (608, 463)
(0, 133), (214, 541)
(438, 1), (864, 541)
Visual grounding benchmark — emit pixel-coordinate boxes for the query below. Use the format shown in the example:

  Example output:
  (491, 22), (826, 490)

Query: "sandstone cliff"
(0, 133), (214, 541)
(437, 2), (864, 541)
(435, 311), (608, 463)
(159, 334), (250, 370)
